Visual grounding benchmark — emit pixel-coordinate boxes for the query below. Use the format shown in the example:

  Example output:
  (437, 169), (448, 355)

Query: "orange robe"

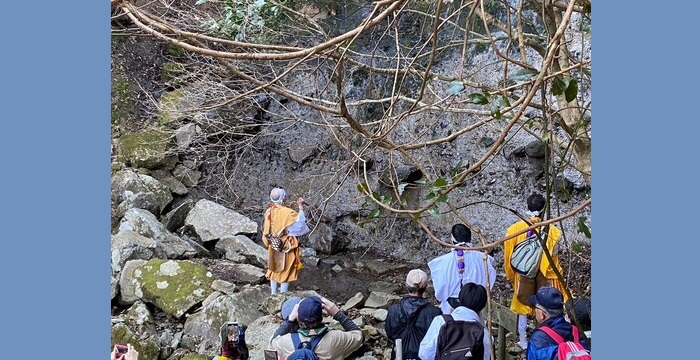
(262, 204), (302, 283)
(504, 217), (569, 315)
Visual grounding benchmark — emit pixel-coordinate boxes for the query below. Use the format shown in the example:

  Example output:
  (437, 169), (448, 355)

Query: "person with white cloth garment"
(427, 223), (497, 314)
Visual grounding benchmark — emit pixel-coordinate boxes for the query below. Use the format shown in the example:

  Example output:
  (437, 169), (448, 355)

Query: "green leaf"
(254, 0), (266, 7)
(571, 241), (582, 254)
(436, 193), (448, 203)
(498, 96), (511, 108)
(425, 192), (437, 200)
(195, 0), (209, 5)
(431, 178), (448, 190)
(427, 205), (441, 217)
(509, 68), (538, 82)
(577, 218), (591, 238)
(565, 78), (578, 102)
(450, 160), (463, 182)
(447, 80), (465, 95)
(397, 183), (408, 196)
(491, 107), (502, 120)
(468, 92), (489, 105)
(380, 195), (391, 206)
(371, 191), (381, 201)
(541, 131), (550, 143)
(552, 76), (568, 96)
(451, 160), (462, 177)
(414, 178), (428, 185)
(368, 208), (381, 218)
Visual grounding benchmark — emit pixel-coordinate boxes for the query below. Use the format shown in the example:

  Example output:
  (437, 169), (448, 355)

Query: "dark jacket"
(526, 316), (590, 360)
(385, 295), (442, 360)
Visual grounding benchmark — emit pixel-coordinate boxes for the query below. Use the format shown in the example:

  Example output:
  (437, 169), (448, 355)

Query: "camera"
(115, 344), (128, 354)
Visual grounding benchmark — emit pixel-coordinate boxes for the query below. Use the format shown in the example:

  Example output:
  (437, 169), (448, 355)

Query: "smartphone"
(227, 323), (240, 342)
(115, 344), (128, 354)
(264, 349), (278, 360)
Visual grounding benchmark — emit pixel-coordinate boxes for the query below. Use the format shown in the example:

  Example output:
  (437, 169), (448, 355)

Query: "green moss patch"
(119, 129), (173, 169)
(137, 259), (215, 318)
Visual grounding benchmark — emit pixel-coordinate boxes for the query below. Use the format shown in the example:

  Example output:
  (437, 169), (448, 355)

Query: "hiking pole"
(395, 339), (403, 360)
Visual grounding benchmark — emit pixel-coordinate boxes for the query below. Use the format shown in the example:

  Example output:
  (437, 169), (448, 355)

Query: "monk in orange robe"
(262, 187), (310, 294)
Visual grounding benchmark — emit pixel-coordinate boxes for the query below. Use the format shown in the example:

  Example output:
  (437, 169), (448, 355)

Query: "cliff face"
(110, 1), (592, 264)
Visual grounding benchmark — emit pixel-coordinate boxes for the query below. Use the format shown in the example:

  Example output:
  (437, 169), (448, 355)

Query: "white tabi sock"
(518, 314), (528, 349)
(280, 282), (289, 293)
(270, 281), (279, 294)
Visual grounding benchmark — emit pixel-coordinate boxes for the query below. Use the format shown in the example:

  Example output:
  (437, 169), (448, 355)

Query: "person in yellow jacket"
(262, 187), (310, 294)
(503, 193), (568, 350)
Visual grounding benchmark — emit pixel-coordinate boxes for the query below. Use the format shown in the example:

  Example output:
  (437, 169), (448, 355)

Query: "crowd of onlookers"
(115, 191), (590, 360)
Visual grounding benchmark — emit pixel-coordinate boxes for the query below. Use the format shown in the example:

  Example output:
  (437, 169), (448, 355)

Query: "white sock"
(518, 315), (528, 347)
(280, 282), (289, 293)
(270, 281), (279, 294)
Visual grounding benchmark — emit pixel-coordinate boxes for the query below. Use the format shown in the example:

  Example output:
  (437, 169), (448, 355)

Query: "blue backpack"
(287, 331), (327, 360)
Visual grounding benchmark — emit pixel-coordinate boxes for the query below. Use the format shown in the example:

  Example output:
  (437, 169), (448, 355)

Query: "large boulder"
(111, 230), (157, 273)
(161, 200), (195, 232)
(119, 129), (176, 169)
(181, 286), (268, 354)
(185, 199), (257, 242)
(111, 322), (160, 360)
(118, 259), (148, 305)
(111, 170), (173, 215)
(118, 208), (197, 259)
(245, 315), (282, 360)
(307, 222), (349, 255)
(212, 262), (266, 285)
(124, 300), (157, 337)
(363, 291), (401, 309)
(215, 235), (267, 267)
(136, 259), (215, 318)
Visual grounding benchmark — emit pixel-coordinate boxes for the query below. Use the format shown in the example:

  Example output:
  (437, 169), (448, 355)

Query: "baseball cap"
(297, 296), (323, 325)
(406, 269), (429, 288)
(528, 286), (564, 310)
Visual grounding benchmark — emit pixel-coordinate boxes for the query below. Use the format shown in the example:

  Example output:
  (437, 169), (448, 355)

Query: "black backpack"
(435, 314), (484, 360)
(391, 304), (427, 360)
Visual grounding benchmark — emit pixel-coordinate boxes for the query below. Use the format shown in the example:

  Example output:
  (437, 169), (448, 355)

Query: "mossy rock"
(137, 259), (215, 318)
(168, 44), (186, 57)
(158, 89), (186, 125)
(112, 77), (135, 126)
(111, 323), (160, 360)
(119, 129), (174, 169)
(161, 62), (186, 87)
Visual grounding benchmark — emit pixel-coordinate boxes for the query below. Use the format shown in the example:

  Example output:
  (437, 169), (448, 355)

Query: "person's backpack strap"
(291, 331), (327, 350)
(570, 325), (585, 347)
(539, 326), (565, 344)
(398, 303), (427, 337)
(436, 314), (454, 352)
(291, 332), (302, 349)
(307, 330), (327, 351)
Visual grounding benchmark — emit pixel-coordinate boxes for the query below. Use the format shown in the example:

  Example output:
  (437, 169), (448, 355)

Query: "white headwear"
(270, 188), (286, 204)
